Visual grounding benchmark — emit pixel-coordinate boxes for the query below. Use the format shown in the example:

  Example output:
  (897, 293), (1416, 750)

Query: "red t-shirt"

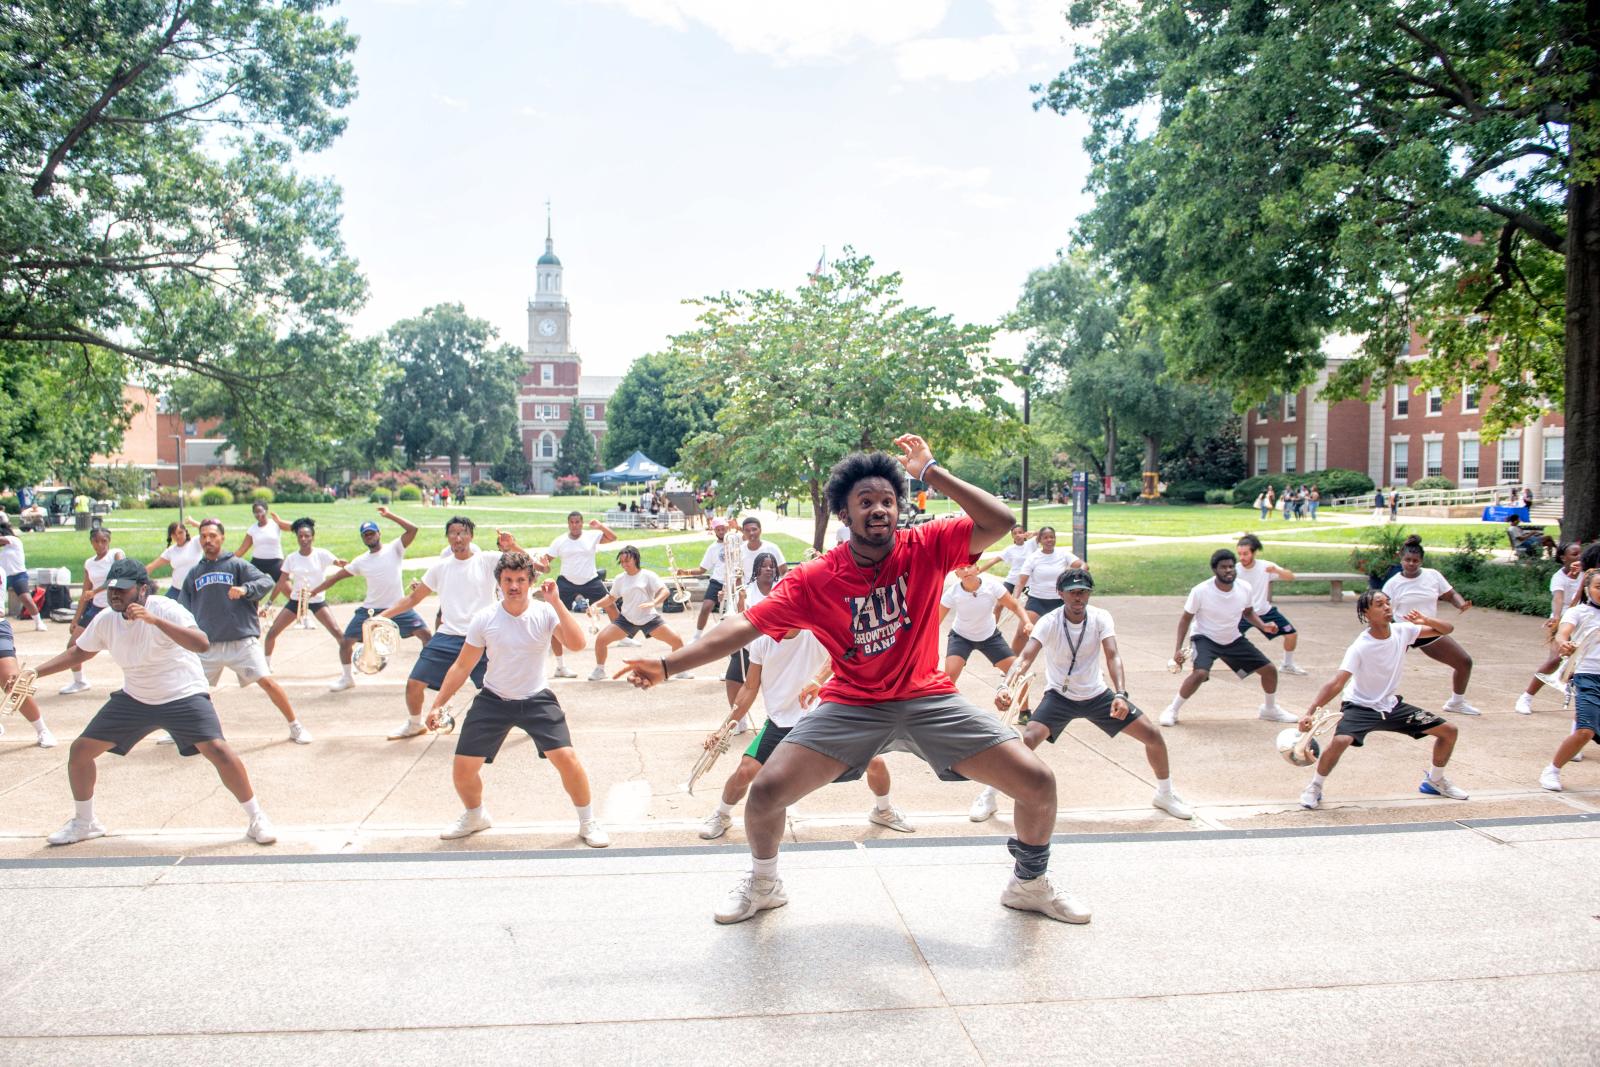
(744, 515), (978, 705)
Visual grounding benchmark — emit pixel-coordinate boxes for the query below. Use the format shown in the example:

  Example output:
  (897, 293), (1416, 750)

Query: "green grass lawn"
(1080, 544), (1363, 596)
(1262, 522), (1550, 547)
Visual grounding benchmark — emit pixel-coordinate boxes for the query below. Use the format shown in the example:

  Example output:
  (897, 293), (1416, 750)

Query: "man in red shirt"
(620, 434), (1086, 926)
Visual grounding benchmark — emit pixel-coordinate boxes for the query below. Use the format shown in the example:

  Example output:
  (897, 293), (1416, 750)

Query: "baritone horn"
(686, 715), (740, 795)
(353, 616), (402, 674)
(720, 529), (743, 618)
(664, 545), (692, 606)
(1275, 706), (1342, 767)
(1, 668), (37, 716)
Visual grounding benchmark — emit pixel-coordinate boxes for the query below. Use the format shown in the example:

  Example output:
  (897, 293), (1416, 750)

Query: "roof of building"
(537, 249), (561, 266)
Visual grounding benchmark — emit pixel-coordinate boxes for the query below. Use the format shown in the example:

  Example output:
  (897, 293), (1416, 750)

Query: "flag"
(808, 247), (825, 283)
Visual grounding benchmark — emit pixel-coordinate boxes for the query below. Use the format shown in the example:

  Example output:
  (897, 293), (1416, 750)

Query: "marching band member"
(737, 516), (787, 578)
(147, 519), (203, 599)
(23, 559), (277, 846)
(537, 511), (617, 677)
(1540, 569), (1600, 792)
(722, 552), (780, 733)
(589, 546), (684, 681)
(1517, 540), (1584, 714)
(262, 518), (345, 659)
(1297, 590), (1466, 810)
(1162, 548), (1290, 726)
(1381, 535), (1479, 716)
(428, 552), (609, 847)
(0, 534), (55, 746)
(0, 521), (47, 630)
(992, 523), (1037, 632)
(235, 502), (293, 610)
(1234, 534), (1306, 675)
(939, 562), (1028, 686)
(972, 568), (1192, 823)
(59, 526), (124, 694)
(674, 517), (731, 644)
(310, 507), (432, 692)
(1009, 526), (1082, 653)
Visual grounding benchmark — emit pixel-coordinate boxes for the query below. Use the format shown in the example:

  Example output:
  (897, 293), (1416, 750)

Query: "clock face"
(538, 317), (558, 337)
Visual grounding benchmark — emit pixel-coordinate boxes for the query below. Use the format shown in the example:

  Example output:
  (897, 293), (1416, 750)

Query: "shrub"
(0, 494), (19, 514)
(1409, 476), (1456, 491)
(271, 470), (321, 502)
(553, 474), (582, 496)
(1233, 468), (1374, 506)
(1166, 481), (1209, 503)
(1348, 523), (1414, 586)
(249, 487), (275, 505)
(1204, 488), (1233, 504)
(1440, 552), (1559, 616)
(349, 478), (376, 498)
(200, 468), (259, 498)
(199, 486), (234, 506)
(118, 495), (148, 510)
(396, 484), (423, 502)
(471, 478), (505, 496)
(150, 489), (182, 509)
(369, 489), (392, 504)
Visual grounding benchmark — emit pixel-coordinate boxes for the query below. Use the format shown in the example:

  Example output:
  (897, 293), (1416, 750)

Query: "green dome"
(537, 249), (561, 266)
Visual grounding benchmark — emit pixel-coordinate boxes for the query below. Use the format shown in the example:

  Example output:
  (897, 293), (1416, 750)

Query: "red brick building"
(92, 385), (228, 489)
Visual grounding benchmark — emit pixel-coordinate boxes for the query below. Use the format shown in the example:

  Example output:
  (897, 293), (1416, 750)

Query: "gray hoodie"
(180, 553), (274, 642)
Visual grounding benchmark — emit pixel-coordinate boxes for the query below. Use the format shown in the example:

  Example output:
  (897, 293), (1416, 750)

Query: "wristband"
(919, 458), (939, 480)
(659, 657), (670, 680)
(1113, 690), (1129, 701)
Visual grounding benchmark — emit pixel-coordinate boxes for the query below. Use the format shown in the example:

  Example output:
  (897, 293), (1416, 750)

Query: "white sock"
(1154, 777), (1172, 795)
(1546, 763), (1562, 776)
(1282, 651), (1296, 667)
(33, 719), (48, 736)
(1311, 772), (1327, 787)
(556, 655), (567, 668)
(1445, 692), (1465, 707)
(690, 630), (702, 643)
(874, 793), (893, 812)
(240, 797), (262, 817)
(1429, 765), (1445, 782)
(751, 854), (779, 880)
(715, 799), (734, 816)
(74, 798), (94, 822)
(465, 805), (485, 817)
(72, 669), (85, 683)
(1169, 694), (1186, 711)
(575, 803), (593, 823)
(1263, 691), (1278, 710)
(408, 713), (423, 726)
(340, 663), (353, 681)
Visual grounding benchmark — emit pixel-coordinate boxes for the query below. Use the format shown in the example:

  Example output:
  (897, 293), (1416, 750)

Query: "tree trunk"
(1104, 410), (1117, 490)
(1564, 7), (1600, 542)
(448, 452), (461, 478)
(810, 477), (827, 551)
(1143, 434), (1160, 474)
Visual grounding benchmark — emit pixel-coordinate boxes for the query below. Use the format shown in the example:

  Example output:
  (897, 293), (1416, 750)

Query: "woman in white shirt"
(236, 502), (293, 591)
(589, 545), (684, 680)
(263, 518), (347, 658)
(147, 519), (202, 599)
(1012, 526), (1084, 652)
(59, 526), (126, 694)
(1380, 536), (1478, 716)
(1517, 540), (1583, 714)
(1540, 569), (1600, 792)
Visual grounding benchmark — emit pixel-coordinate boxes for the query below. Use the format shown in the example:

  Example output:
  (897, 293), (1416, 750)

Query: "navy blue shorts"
(76, 603), (103, 630)
(5, 572), (29, 594)
(1239, 606), (1295, 641)
(0, 618), (13, 659)
(945, 629), (1013, 666)
(556, 575), (607, 611)
(1024, 595), (1061, 618)
(1574, 675), (1600, 737)
(343, 606), (427, 641)
(724, 647), (750, 683)
(408, 632), (488, 691)
(83, 691), (223, 758)
(1030, 689), (1142, 741)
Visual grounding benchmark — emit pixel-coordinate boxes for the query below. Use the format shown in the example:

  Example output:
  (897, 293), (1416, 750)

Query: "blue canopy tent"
(590, 451), (671, 486)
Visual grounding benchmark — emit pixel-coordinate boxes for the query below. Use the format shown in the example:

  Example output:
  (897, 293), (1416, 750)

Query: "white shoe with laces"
(440, 809), (492, 840)
(615, 637), (641, 648)
(1514, 694), (1534, 715)
(732, 716), (753, 735)
(714, 874), (787, 924)
(1280, 662), (1308, 676)
(47, 817), (106, 846)
(1442, 698), (1481, 717)
(553, 665), (577, 679)
(1000, 873), (1091, 924)
(288, 721), (313, 745)
(246, 813), (277, 845)
(387, 720), (426, 740)
(33, 618), (47, 632)
(1152, 790), (1194, 820)
(699, 811), (732, 840)
(1419, 774), (1469, 800)
(587, 665), (608, 682)
(1159, 702), (1180, 727)
(1540, 766), (1563, 792)
(58, 679), (89, 695)
(868, 805), (915, 833)
(1300, 781), (1322, 810)
(328, 675), (355, 692)
(969, 787), (999, 822)
(578, 819), (610, 848)
(1257, 704), (1298, 723)
(35, 726), (57, 749)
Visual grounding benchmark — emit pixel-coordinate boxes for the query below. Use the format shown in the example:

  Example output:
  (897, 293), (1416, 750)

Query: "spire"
(537, 199), (561, 267)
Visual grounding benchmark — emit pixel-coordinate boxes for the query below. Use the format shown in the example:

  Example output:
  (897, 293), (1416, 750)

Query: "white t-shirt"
(84, 549), (127, 608)
(739, 539), (786, 583)
(940, 575), (1005, 641)
(1234, 558), (1279, 614)
(1018, 549), (1081, 602)
(1033, 605), (1116, 700)
(1183, 578), (1252, 644)
(159, 539), (203, 590)
(247, 520), (284, 560)
(1551, 568), (1583, 617)
(1382, 568), (1453, 618)
(1000, 541), (1036, 579)
(743, 579), (773, 611)
(1560, 603), (1600, 675)
(696, 541), (727, 583)
(346, 539), (406, 611)
(748, 629), (829, 728)
(1338, 622), (1421, 714)
(465, 601), (558, 699)
(75, 596), (209, 703)
(546, 530), (604, 584)
(282, 548), (336, 599)
(0, 536), (23, 578)
(611, 569), (665, 625)
(834, 526), (851, 545)
(422, 550), (503, 636)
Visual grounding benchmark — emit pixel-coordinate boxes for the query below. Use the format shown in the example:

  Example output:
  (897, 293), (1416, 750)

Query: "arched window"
(539, 432), (556, 459)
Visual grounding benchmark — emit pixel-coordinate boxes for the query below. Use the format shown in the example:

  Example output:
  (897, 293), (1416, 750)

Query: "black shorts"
(744, 720), (792, 763)
(724, 647), (751, 683)
(76, 603), (104, 630)
(1191, 634), (1270, 678)
(277, 601), (327, 616)
(1002, 580), (1015, 596)
(0, 619), (13, 659)
(1238, 606), (1295, 641)
(251, 557), (284, 582)
(1334, 698), (1447, 747)
(615, 615), (664, 639)
(705, 578), (725, 604)
(556, 575), (607, 611)
(83, 691), (223, 758)
(1029, 689), (1142, 741)
(945, 629), (1013, 666)
(1412, 634), (1443, 650)
(1025, 595), (1061, 618)
(408, 632), (489, 691)
(455, 688), (573, 763)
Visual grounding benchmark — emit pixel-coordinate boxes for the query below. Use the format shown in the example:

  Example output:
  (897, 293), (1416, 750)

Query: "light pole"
(1020, 362), (1033, 530)
(170, 434), (185, 524)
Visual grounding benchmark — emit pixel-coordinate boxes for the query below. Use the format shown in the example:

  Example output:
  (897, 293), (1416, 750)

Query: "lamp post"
(170, 434), (185, 525)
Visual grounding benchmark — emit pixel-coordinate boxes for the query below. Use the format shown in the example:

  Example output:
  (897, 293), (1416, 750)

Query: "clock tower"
(527, 210), (572, 353)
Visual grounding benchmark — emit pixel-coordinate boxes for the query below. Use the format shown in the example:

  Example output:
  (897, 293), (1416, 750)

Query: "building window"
(1424, 439), (1442, 477)
(539, 432), (556, 460)
(1254, 441), (1268, 475)
(1544, 436), (1564, 482)
(1499, 437), (1521, 484)
(1282, 441), (1297, 474)
(183, 421), (197, 436)
(584, 404), (595, 420)
(1460, 439), (1479, 483)
(1391, 440), (1409, 483)
(1255, 398), (1274, 421)
(1284, 392), (1297, 420)
(1394, 386), (1409, 417)
(1462, 383), (1480, 413)
(540, 364), (554, 385)
(1427, 387), (1443, 415)
(536, 403), (559, 420)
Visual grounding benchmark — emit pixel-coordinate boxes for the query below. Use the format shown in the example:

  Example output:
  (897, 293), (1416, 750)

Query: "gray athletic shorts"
(199, 637), (270, 686)
(780, 692), (1017, 782)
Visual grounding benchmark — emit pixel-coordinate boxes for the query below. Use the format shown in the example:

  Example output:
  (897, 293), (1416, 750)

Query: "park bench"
(1275, 572), (1367, 602)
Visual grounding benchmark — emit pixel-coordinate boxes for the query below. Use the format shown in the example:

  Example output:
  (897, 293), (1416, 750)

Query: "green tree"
(673, 248), (1015, 549)
(0, 343), (129, 488)
(488, 425), (532, 492)
(1042, 0), (1600, 537)
(0, 1), (367, 420)
(601, 350), (718, 467)
(378, 304), (521, 477)
(553, 403), (599, 480)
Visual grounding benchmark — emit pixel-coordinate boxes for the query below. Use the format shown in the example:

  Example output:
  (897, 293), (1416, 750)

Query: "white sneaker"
(387, 720), (426, 740)
(1442, 699), (1481, 717)
(1257, 704), (1298, 723)
(47, 817), (106, 846)
(732, 716), (753, 736)
(1152, 790), (1194, 820)
(1419, 774), (1469, 800)
(1300, 781), (1323, 809)
(868, 805), (916, 833)
(615, 637), (641, 648)
(287, 721), (313, 744)
(1159, 702), (1180, 727)
(1000, 873), (1091, 924)
(33, 618), (47, 631)
(578, 819), (610, 848)
(1540, 766), (1563, 792)
(246, 813), (277, 845)
(35, 726), (57, 749)
(675, 669), (695, 680)
(713, 874), (788, 924)
(553, 665), (577, 679)
(699, 810), (733, 840)
(587, 665), (608, 682)
(58, 679), (90, 695)
(441, 808), (492, 840)
(1514, 694), (1534, 715)
(328, 675), (355, 692)
(1280, 662), (1308, 676)
(969, 787), (999, 822)
(1573, 749), (1585, 762)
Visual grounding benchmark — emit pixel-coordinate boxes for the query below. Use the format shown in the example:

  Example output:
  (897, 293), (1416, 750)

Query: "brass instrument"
(294, 585), (310, 625)
(1275, 706), (1342, 767)
(664, 545), (691, 606)
(995, 672), (1034, 728)
(352, 616), (402, 674)
(801, 547), (821, 562)
(1166, 642), (1194, 674)
(1535, 618), (1600, 701)
(720, 529), (743, 618)
(686, 715), (740, 794)
(1, 668), (36, 716)
(428, 699), (459, 734)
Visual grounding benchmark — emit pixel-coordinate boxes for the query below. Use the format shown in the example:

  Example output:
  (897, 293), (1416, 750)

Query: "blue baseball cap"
(359, 521), (380, 535)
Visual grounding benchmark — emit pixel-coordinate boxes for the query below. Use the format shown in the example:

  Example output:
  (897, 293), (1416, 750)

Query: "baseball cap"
(104, 558), (150, 588)
(359, 521), (380, 535)
(1057, 568), (1094, 592)
(711, 518), (728, 529)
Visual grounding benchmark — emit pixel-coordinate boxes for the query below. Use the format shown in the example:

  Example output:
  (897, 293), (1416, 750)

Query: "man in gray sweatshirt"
(181, 518), (310, 744)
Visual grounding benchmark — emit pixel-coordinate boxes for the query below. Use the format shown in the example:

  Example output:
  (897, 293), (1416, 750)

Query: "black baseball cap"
(1057, 568), (1094, 593)
(104, 559), (150, 588)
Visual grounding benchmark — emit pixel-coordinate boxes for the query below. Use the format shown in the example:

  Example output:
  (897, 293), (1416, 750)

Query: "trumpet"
(664, 545), (692, 606)
(994, 672), (1034, 728)
(686, 715), (740, 795)
(352, 616), (402, 675)
(427, 699), (459, 734)
(294, 585), (310, 626)
(720, 529), (743, 618)
(1535, 620), (1600, 701)
(1275, 706), (1342, 767)
(1166, 642), (1194, 674)
(1, 668), (37, 716)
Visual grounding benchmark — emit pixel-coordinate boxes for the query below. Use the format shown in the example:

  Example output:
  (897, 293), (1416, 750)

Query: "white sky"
(305, 0), (1096, 375)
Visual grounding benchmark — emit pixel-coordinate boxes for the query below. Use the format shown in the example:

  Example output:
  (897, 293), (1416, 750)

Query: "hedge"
(199, 486), (234, 506)
(249, 487), (275, 505)
(396, 485), (423, 501)
(1409, 476), (1456, 490)
(1233, 468), (1374, 506)
(471, 478), (505, 496)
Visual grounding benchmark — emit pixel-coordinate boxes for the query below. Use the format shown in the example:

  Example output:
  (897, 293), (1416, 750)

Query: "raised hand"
(893, 434), (934, 479)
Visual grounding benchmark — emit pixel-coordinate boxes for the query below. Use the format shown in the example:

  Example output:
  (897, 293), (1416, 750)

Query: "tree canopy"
(601, 350), (718, 468)
(553, 402), (598, 480)
(0, 343), (128, 488)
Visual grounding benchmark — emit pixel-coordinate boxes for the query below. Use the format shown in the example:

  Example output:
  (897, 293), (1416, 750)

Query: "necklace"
(1062, 612), (1089, 674)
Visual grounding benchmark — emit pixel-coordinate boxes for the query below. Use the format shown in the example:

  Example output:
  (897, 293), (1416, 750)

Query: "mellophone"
(1535, 622), (1600, 703)
(1, 668), (37, 716)
(720, 528), (743, 618)
(1276, 706), (1342, 766)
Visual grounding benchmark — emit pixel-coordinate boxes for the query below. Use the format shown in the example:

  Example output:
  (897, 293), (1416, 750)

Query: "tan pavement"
(1, 592), (1592, 860)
